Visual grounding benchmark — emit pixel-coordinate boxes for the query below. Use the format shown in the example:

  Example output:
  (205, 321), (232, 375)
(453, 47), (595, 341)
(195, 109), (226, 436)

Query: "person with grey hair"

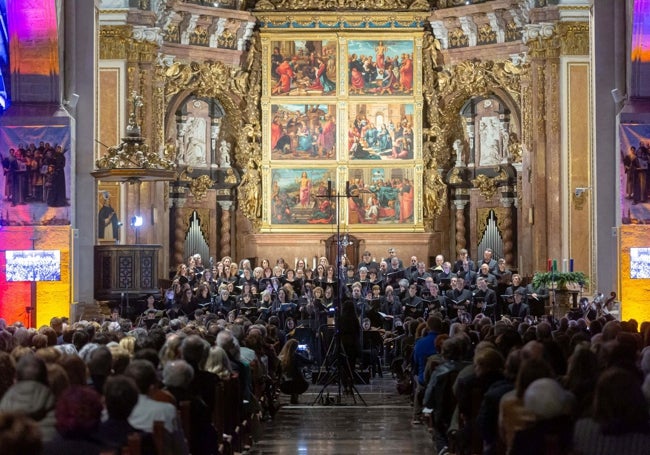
(0, 354), (56, 441)
(163, 359), (219, 455)
(163, 360), (194, 390)
(217, 330), (252, 404)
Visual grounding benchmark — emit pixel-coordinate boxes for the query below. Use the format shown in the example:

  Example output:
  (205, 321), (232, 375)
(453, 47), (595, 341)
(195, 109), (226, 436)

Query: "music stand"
(312, 181), (367, 407)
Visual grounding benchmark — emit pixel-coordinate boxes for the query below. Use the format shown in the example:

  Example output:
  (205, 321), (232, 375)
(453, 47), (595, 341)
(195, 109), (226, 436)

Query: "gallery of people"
(0, 0), (650, 454)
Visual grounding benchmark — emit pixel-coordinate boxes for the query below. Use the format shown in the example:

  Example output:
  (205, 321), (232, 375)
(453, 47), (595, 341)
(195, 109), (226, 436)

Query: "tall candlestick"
(313, 256), (317, 270)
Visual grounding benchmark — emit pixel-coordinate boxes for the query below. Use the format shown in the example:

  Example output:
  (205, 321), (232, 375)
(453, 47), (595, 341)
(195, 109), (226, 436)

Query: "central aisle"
(249, 373), (436, 454)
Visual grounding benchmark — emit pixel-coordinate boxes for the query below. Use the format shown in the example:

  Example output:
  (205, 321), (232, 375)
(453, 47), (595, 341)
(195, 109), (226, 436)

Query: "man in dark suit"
(508, 288), (530, 319)
(472, 277), (498, 320)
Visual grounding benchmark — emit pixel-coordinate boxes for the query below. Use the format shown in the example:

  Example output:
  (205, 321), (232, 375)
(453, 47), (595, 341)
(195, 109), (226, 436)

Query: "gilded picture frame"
(261, 31), (423, 232)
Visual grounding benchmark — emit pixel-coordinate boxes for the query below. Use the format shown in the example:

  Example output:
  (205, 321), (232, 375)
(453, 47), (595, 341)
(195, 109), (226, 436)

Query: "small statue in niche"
(219, 140), (232, 168)
(453, 139), (466, 167)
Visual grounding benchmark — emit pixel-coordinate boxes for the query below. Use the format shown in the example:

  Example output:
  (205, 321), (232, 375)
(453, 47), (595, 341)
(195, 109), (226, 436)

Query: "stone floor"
(249, 370), (435, 454)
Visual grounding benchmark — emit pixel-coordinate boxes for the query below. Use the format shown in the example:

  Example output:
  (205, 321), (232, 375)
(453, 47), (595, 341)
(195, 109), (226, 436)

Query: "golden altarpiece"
(95, 0), (593, 286)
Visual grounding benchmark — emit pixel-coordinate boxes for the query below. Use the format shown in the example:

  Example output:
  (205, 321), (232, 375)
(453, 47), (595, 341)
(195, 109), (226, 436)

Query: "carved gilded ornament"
(448, 28), (469, 48)
(255, 0), (424, 11)
(424, 169), (447, 219)
(558, 22), (589, 56)
(188, 175), (216, 201)
(99, 25), (159, 63)
(471, 169), (507, 201)
(448, 168), (463, 185)
(160, 32), (263, 226)
(477, 23), (497, 45)
(423, 56), (526, 179)
(255, 11), (428, 29)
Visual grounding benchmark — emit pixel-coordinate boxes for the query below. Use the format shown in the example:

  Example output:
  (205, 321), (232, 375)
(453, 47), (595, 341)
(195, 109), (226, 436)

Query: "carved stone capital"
(132, 26), (164, 46)
(522, 22), (556, 44)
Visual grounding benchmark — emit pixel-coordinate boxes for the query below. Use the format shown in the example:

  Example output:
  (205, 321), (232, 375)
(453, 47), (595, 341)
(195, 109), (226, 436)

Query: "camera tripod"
(312, 323), (367, 406)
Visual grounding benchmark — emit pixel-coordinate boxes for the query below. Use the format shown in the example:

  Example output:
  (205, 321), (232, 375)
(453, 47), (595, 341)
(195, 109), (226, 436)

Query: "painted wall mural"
(620, 123), (650, 225)
(0, 120), (72, 226)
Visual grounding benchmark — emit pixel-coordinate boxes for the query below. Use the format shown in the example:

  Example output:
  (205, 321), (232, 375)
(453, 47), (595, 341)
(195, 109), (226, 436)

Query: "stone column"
(499, 189), (515, 268)
(170, 188), (187, 268)
(452, 186), (470, 256)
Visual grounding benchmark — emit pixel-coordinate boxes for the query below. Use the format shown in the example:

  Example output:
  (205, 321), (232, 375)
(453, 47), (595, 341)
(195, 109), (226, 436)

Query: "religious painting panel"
(0, 120), (71, 226)
(270, 39), (337, 97)
(269, 167), (336, 226)
(97, 182), (122, 244)
(346, 166), (417, 226)
(348, 102), (415, 160)
(620, 123), (650, 224)
(270, 103), (337, 160)
(346, 39), (414, 96)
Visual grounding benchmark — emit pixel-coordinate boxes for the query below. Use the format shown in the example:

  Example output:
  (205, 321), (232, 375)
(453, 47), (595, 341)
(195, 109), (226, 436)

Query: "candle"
(562, 259), (568, 273)
(552, 259), (557, 272)
(547, 259), (552, 272)
(569, 258), (574, 272)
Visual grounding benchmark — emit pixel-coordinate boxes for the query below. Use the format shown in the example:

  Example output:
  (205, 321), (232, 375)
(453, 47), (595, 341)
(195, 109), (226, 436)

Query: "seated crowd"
(0, 247), (648, 455)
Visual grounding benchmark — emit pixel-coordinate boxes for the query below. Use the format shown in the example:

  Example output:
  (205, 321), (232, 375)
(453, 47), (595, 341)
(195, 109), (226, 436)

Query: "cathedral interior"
(0, 0), (648, 326)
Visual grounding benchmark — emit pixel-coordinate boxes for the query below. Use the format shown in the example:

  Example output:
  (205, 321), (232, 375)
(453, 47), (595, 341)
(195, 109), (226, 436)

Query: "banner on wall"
(0, 119), (71, 226)
(620, 123), (650, 224)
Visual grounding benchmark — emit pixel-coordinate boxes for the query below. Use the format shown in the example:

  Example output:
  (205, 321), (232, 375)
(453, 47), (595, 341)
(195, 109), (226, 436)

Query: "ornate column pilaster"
(523, 22), (561, 271)
(218, 201), (233, 259)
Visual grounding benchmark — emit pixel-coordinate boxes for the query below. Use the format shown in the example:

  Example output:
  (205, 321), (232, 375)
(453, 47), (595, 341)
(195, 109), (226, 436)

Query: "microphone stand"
(312, 180), (366, 406)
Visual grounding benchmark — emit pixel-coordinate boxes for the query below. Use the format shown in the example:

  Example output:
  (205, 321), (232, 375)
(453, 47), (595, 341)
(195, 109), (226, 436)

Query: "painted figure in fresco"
(375, 41), (387, 70)
(273, 58), (295, 95)
(399, 53), (413, 93)
(317, 115), (336, 158)
(349, 54), (366, 94)
(47, 145), (68, 207)
(312, 57), (336, 93)
(399, 178), (414, 222)
(298, 171), (312, 208)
